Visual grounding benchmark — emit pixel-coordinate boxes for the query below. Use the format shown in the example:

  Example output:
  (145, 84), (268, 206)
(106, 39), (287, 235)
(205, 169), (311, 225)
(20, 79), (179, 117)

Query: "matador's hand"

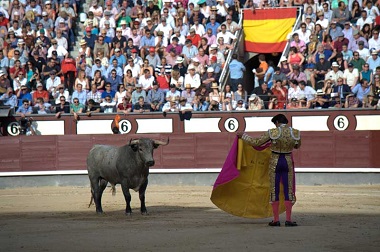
(236, 132), (244, 138)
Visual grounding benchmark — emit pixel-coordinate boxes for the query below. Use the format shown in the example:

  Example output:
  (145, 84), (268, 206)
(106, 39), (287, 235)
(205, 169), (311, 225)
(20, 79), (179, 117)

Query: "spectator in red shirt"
(33, 83), (49, 104)
(270, 80), (288, 109)
(156, 67), (170, 92)
(0, 12), (9, 27)
(9, 60), (25, 80)
(187, 27), (201, 47)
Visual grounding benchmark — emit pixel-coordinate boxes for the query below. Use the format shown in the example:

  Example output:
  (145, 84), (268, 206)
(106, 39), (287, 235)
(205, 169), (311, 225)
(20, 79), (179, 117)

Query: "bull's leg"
(139, 179), (148, 215)
(121, 180), (132, 215)
(90, 177), (104, 214)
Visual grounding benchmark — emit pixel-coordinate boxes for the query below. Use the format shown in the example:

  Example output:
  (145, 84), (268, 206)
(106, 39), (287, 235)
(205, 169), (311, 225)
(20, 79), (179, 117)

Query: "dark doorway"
(243, 53), (282, 94)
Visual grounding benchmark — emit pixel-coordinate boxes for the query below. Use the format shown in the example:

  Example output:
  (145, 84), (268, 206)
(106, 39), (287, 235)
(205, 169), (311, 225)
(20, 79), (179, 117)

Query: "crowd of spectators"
(0, 0), (379, 117)
(250, 0), (380, 110)
(0, 0), (245, 116)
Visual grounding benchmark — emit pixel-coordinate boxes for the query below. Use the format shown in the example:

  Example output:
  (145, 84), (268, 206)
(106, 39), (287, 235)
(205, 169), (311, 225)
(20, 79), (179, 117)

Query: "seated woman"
(75, 70), (90, 91)
(234, 84), (248, 108)
(220, 84), (235, 111)
(208, 82), (221, 111)
(114, 84), (127, 106)
(91, 70), (105, 91)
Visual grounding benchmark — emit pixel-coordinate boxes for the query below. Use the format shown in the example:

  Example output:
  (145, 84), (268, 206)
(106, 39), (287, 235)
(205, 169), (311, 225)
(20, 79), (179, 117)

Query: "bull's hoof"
(141, 211), (148, 215)
(125, 211), (132, 216)
(96, 211), (104, 215)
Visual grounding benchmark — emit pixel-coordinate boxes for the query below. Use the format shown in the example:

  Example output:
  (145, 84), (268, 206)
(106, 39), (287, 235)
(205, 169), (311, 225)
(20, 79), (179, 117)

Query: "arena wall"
(0, 110), (379, 187)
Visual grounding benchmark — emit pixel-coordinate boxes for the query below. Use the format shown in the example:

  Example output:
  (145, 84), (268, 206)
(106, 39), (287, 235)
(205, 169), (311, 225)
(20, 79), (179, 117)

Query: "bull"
(87, 138), (169, 215)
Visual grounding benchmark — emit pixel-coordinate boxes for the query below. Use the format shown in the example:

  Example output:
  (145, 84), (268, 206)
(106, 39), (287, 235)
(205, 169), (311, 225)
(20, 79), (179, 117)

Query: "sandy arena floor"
(0, 185), (379, 252)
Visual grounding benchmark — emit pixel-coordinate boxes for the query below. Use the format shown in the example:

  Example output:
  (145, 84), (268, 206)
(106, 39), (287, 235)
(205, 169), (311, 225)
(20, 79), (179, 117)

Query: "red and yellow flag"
(244, 8), (297, 53)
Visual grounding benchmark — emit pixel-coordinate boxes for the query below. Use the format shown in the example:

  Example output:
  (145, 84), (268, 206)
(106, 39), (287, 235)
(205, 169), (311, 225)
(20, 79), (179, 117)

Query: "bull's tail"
(88, 185), (116, 208)
(88, 189), (94, 208)
(111, 184), (116, 196)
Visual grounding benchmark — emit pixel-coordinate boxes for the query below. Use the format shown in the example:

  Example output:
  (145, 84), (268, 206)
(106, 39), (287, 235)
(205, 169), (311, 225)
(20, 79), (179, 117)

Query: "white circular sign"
(224, 118), (239, 132)
(119, 119), (132, 134)
(7, 122), (20, 136)
(333, 115), (349, 131)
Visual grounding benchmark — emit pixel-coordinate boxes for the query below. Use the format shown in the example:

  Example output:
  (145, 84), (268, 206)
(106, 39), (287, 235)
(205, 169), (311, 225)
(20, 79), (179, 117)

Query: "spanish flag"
(244, 8), (297, 53)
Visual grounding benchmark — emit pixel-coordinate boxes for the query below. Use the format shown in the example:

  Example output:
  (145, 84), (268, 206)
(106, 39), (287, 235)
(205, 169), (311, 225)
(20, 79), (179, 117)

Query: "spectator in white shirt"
(298, 80), (317, 101)
(138, 69), (155, 92)
(343, 63), (359, 87)
(288, 79), (302, 100)
(184, 65), (201, 89)
(46, 70), (61, 95)
(216, 24), (236, 45)
(47, 39), (68, 61)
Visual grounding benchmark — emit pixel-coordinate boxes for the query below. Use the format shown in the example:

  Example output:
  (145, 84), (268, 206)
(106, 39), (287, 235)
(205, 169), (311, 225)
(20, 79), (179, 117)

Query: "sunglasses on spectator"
(23, 103), (29, 106)
(14, 53), (20, 55)
(74, 101), (79, 104)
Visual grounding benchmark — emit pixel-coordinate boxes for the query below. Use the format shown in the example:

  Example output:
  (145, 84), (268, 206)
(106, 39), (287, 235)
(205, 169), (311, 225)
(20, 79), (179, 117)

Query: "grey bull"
(87, 138), (169, 215)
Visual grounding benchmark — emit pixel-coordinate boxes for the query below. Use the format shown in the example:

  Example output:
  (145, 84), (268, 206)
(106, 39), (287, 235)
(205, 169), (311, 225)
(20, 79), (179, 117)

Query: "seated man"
(162, 96), (179, 112)
(70, 97), (85, 121)
(133, 96), (151, 113)
(146, 82), (165, 112)
(101, 82), (116, 102)
(100, 95), (116, 113)
(55, 95), (70, 118)
(0, 87), (17, 108)
(46, 70), (61, 96)
(85, 99), (101, 116)
(351, 79), (371, 106)
(310, 54), (330, 90)
(16, 99), (33, 116)
(165, 84), (181, 102)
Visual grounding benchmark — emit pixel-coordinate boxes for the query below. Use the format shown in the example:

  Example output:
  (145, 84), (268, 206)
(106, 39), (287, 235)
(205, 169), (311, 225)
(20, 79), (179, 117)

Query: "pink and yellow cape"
(211, 136), (293, 219)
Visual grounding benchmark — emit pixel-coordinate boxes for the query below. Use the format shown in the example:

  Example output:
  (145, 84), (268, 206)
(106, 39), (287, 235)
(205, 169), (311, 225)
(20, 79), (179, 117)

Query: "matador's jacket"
(241, 124), (301, 203)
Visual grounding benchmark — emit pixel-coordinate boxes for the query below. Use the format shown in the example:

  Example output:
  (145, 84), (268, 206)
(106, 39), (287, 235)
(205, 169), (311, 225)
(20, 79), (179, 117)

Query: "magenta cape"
(210, 136), (295, 219)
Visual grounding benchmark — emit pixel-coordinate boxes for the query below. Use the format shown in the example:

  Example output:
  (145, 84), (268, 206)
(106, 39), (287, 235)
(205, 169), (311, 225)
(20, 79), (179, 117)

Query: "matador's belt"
(271, 151), (292, 155)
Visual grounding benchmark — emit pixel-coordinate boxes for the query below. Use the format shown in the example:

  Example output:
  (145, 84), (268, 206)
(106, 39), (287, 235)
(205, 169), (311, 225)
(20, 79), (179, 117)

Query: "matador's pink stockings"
(272, 201), (280, 222)
(284, 201), (293, 222)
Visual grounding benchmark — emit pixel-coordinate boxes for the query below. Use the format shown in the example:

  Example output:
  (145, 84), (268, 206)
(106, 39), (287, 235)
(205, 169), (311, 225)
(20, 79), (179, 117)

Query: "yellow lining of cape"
(211, 139), (285, 219)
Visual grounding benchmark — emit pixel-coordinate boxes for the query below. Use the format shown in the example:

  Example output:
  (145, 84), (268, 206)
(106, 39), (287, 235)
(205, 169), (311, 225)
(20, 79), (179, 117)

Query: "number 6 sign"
(224, 118), (239, 132)
(118, 120), (132, 134)
(333, 115), (349, 131)
(7, 122), (20, 136)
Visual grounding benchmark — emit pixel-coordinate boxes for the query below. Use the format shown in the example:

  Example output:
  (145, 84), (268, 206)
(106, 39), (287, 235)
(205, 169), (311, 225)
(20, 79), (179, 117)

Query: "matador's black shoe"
(285, 221), (298, 227)
(268, 221), (281, 226)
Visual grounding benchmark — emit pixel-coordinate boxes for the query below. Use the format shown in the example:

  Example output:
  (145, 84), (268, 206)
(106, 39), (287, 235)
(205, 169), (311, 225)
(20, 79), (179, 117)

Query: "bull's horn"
(128, 139), (140, 145)
(154, 138), (169, 146)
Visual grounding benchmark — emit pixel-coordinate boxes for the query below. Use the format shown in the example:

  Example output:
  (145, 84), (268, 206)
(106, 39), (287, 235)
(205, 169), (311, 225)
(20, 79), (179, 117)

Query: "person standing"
(229, 54), (246, 92)
(238, 114), (301, 227)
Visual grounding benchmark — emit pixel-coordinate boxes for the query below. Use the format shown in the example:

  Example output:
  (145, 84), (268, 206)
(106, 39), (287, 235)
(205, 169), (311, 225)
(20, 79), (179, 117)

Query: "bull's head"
(128, 138), (169, 167)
